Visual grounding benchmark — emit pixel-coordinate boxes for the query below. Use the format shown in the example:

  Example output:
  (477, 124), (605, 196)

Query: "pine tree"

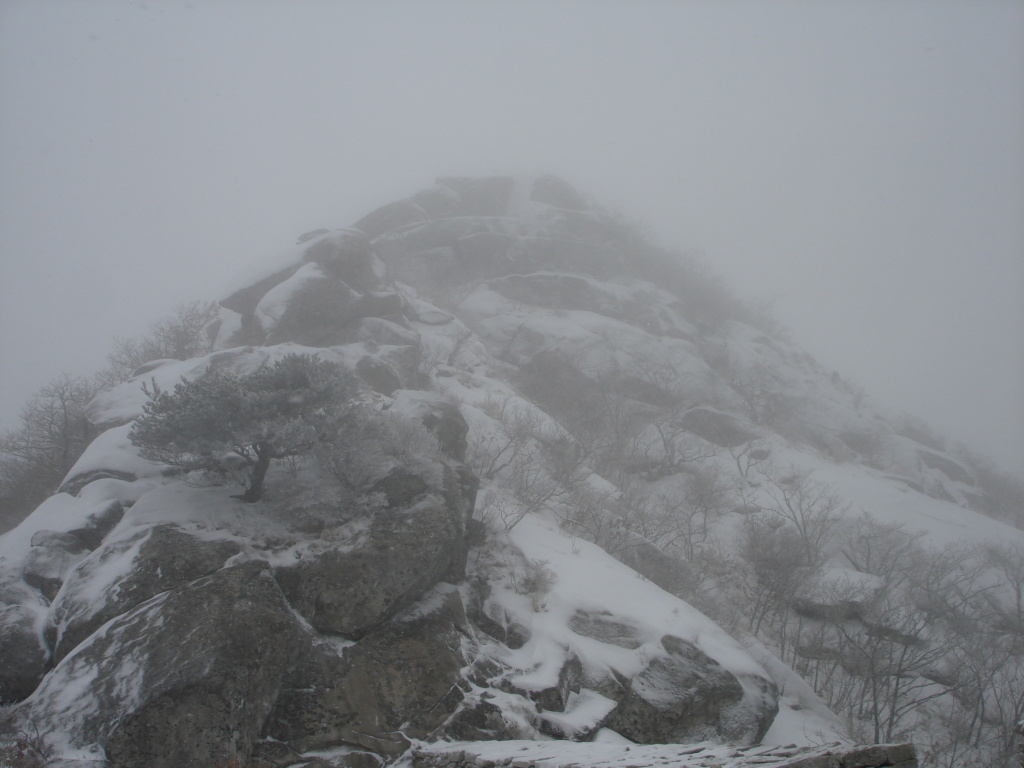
(129, 354), (355, 502)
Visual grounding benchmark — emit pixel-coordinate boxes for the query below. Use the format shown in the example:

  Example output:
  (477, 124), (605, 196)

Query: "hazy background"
(1, 0), (1022, 473)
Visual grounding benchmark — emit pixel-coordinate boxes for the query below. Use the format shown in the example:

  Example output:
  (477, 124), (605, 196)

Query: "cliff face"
(4, 175), (1017, 767)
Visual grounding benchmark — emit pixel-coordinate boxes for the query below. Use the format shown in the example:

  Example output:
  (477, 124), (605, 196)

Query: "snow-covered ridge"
(1, 174), (1018, 767)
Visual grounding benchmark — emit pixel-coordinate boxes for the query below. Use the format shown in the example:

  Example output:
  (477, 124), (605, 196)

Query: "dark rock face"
(438, 697), (519, 742)
(267, 586), (469, 756)
(64, 500), (125, 549)
(264, 273), (363, 346)
(303, 230), (381, 292)
(48, 524), (243, 662)
(606, 635), (753, 744)
(274, 498), (467, 639)
(531, 654), (582, 713)
(371, 466), (430, 507)
(219, 225), (408, 354)
(519, 349), (604, 423)
(22, 530), (90, 600)
(355, 290), (404, 321)
(0, 582), (49, 702)
(21, 563), (304, 768)
(568, 610), (644, 650)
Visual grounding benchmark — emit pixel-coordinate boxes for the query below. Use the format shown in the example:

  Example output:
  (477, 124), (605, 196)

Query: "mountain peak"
(1, 177), (1018, 767)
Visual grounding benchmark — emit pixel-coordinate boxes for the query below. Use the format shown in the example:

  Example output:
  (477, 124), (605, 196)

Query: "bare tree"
(0, 374), (98, 528)
(836, 587), (957, 744)
(841, 514), (923, 588)
(725, 362), (795, 426)
(759, 466), (847, 566)
(98, 300), (219, 386)
(727, 438), (771, 479)
(648, 465), (732, 561)
(736, 513), (816, 634)
(468, 398), (581, 532)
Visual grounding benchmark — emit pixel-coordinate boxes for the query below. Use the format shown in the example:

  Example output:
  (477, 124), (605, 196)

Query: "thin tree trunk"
(242, 445), (272, 502)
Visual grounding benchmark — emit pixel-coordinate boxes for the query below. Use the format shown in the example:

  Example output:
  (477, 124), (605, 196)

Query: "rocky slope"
(3, 175), (1018, 766)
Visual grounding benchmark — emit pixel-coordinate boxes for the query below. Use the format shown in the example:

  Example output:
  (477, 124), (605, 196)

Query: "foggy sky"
(1, 0), (1022, 474)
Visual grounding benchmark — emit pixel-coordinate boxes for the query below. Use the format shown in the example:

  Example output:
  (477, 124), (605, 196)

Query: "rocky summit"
(5, 175), (1021, 767)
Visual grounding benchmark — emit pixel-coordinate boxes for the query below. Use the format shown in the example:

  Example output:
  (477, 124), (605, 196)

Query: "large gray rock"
(568, 610), (644, 650)
(221, 263), (302, 316)
(606, 634), (777, 746)
(274, 496), (467, 639)
(0, 581), (50, 702)
(48, 524), (242, 662)
(263, 273), (363, 346)
(20, 562), (303, 768)
(302, 229), (382, 293)
(267, 586), (469, 756)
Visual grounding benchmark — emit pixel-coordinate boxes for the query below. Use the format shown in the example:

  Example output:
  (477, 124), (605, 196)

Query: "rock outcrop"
(47, 524), (243, 662)
(274, 498), (467, 639)
(412, 741), (919, 768)
(25, 563), (302, 767)
(11, 174), (993, 766)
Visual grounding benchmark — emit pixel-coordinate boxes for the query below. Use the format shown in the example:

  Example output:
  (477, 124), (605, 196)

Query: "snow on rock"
(738, 636), (848, 747)
(267, 584), (470, 757)
(459, 514), (778, 745)
(456, 284), (714, 405)
(409, 740), (918, 768)
(0, 493), (132, 702)
(0, 577), (49, 701)
(273, 493), (469, 639)
(14, 174), (1018, 764)
(301, 228), (387, 292)
(254, 261), (331, 334)
(0, 494), (123, 576)
(47, 522), (243, 663)
(59, 424), (165, 496)
(209, 305), (243, 350)
(17, 562), (305, 768)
